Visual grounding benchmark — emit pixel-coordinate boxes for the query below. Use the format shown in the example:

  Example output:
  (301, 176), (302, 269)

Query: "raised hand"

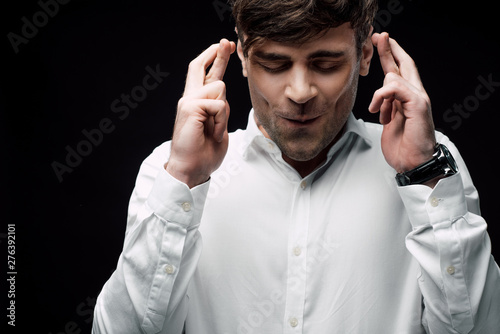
(369, 32), (437, 176)
(166, 39), (236, 188)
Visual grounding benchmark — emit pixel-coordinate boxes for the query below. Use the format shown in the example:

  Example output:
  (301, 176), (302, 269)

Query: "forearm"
(93, 166), (209, 334)
(400, 172), (500, 333)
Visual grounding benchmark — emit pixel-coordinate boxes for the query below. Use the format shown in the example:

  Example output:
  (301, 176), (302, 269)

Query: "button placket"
(282, 180), (310, 333)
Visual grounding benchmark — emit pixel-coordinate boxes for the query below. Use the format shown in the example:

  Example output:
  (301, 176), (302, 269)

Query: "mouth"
(281, 115), (321, 126)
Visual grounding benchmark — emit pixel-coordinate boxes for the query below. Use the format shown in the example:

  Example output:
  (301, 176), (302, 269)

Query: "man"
(93, 1), (500, 333)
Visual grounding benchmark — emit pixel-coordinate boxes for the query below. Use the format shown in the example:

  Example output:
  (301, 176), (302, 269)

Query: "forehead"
(249, 23), (357, 59)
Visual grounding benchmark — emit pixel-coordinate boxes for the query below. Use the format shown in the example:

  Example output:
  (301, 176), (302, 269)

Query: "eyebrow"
(253, 51), (290, 61)
(308, 50), (346, 59)
(253, 50), (346, 61)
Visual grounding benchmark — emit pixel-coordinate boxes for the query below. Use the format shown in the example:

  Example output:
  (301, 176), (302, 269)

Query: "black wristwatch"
(395, 143), (459, 186)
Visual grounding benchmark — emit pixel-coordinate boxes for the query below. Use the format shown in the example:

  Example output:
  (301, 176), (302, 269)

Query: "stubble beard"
(251, 69), (360, 164)
(255, 103), (350, 163)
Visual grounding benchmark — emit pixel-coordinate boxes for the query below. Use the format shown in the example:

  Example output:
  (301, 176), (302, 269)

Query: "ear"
(237, 38), (248, 77)
(359, 26), (374, 77)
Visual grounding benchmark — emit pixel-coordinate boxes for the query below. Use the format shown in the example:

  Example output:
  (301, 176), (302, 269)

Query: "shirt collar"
(240, 109), (373, 160)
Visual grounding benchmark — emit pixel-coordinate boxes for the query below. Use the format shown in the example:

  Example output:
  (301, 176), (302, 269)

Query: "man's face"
(238, 23), (373, 163)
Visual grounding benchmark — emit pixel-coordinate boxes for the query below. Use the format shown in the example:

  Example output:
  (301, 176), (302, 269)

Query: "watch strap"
(395, 144), (458, 186)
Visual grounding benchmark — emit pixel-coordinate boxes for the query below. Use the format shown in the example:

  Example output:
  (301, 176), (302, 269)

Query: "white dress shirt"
(93, 110), (500, 334)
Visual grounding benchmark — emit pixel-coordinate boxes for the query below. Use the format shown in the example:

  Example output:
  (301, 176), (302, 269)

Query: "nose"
(284, 68), (318, 105)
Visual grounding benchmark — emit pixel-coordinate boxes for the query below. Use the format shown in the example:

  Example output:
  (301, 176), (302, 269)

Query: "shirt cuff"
(397, 172), (468, 229)
(146, 167), (210, 228)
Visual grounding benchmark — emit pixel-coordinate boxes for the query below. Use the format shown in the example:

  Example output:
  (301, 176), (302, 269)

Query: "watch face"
(441, 144), (459, 173)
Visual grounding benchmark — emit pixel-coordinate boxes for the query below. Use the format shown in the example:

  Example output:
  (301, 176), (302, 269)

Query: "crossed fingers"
(369, 32), (429, 124)
(184, 39), (236, 96)
(179, 39), (236, 142)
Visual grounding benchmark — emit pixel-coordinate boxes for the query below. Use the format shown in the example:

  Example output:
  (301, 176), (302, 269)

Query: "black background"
(2, 0), (499, 332)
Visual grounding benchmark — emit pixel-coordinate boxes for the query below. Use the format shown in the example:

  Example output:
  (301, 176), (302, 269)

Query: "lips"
(290, 117), (318, 123)
(281, 115), (321, 125)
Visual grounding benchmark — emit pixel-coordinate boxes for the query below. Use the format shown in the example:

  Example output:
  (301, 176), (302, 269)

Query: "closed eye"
(257, 61), (341, 74)
(311, 61), (342, 73)
(257, 61), (291, 74)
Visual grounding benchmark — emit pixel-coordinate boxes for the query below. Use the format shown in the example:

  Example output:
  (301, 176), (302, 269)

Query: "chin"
(280, 143), (325, 162)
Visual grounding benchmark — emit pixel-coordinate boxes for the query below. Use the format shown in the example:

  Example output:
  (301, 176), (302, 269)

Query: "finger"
(185, 79), (227, 101)
(368, 87), (394, 125)
(184, 44), (220, 95)
(369, 76), (427, 122)
(369, 76), (411, 115)
(198, 99), (227, 142)
(373, 33), (423, 90)
(379, 99), (395, 125)
(212, 101), (230, 142)
(202, 80), (227, 101)
(205, 39), (236, 85)
(386, 38), (423, 90)
(180, 97), (228, 142)
(372, 32), (400, 75)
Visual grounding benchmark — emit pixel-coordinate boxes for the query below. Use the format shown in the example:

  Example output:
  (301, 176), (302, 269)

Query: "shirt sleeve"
(92, 142), (210, 334)
(398, 137), (500, 334)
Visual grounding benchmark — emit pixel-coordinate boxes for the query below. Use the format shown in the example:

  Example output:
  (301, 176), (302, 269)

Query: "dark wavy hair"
(230, 0), (378, 57)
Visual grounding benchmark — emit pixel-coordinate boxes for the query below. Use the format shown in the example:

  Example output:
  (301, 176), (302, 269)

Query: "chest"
(188, 146), (422, 333)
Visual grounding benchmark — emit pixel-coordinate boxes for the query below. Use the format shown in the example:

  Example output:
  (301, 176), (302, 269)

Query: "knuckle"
(424, 95), (431, 106)
(177, 96), (191, 110)
(188, 58), (201, 71)
(383, 73), (403, 88)
(206, 80), (226, 93)
(418, 96), (431, 110)
(401, 56), (415, 67)
(177, 96), (186, 107)
(214, 80), (226, 91)
(215, 99), (226, 110)
(385, 72), (399, 81)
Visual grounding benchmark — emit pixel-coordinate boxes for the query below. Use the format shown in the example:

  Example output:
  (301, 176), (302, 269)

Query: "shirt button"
(300, 180), (307, 190)
(181, 202), (192, 212)
(430, 197), (440, 207)
(446, 266), (455, 275)
(293, 247), (302, 256)
(165, 264), (175, 275)
(289, 317), (299, 327)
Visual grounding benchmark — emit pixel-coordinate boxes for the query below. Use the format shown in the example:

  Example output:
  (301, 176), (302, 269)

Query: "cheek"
(318, 67), (359, 103)
(247, 71), (283, 107)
